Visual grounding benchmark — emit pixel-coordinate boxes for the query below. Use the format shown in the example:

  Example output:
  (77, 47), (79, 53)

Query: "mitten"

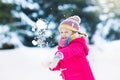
(49, 52), (63, 69)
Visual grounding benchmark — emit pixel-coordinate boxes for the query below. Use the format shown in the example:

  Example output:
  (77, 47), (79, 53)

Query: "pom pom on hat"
(59, 15), (81, 32)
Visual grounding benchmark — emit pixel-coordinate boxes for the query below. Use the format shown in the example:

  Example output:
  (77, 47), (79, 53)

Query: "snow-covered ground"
(0, 40), (120, 80)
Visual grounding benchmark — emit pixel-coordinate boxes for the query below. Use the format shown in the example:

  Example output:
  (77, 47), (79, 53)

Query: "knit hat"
(59, 15), (81, 32)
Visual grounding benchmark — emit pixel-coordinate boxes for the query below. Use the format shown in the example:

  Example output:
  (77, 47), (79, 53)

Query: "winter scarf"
(59, 33), (81, 48)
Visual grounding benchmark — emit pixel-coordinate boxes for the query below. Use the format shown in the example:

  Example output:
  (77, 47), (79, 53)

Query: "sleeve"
(50, 60), (62, 71)
(58, 43), (85, 60)
(49, 52), (63, 70)
(54, 51), (63, 59)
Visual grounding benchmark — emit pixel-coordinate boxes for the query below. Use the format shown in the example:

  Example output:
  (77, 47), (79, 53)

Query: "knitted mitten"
(49, 52), (63, 69)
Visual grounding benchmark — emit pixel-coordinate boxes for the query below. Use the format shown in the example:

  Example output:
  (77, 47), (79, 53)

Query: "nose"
(61, 32), (67, 39)
(61, 34), (66, 39)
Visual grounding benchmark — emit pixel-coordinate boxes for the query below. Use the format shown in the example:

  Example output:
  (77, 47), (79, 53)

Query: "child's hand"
(49, 52), (63, 69)
(49, 58), (60, 69)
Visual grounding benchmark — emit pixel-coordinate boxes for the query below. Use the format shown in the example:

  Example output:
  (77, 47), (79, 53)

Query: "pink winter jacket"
(52, 38), (95, 80)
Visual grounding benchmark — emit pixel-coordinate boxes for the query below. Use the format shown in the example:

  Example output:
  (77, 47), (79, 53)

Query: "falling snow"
(32, 19), (48, 48)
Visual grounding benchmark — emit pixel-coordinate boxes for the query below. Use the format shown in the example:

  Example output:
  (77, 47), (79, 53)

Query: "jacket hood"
(70, 38), (89, 56)
(58, 37), (89, 56)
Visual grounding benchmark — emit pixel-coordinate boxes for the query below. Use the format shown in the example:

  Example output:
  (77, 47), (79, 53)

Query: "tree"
(93, 0), (120, 41)
(0, 0), (101, 48)
(34, 0), (100, 45)
(0, 1), (15, 24)
(0, 1), (18, 49)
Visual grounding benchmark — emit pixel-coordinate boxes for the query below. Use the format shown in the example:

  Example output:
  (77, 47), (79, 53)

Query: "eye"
(60, 31), (63, 34)
(65, 31), (68, 33)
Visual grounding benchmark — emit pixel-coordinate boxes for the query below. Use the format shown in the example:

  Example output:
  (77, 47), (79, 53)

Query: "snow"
(0, 40), (120, 80)
(0, 0), (120, 79)
(35, 19), (47, 30)
(0, 25), (10, 34)
(83, 6), (99, 12)
(89, 41), (120, 80)
(58, 4), (76, 10)
(0, 47), (60, 80)
(31, 19), (48, 47)
(32, 40), (38, 46)
(19, 12), (35, 27)
(2, 0), (40, 10)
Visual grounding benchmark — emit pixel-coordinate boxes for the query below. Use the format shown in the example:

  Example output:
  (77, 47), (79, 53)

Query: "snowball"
(35, 19), (47, 31)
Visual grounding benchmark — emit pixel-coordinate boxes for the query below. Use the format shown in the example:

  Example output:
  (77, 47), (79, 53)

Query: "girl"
(49, 15), (95, 80)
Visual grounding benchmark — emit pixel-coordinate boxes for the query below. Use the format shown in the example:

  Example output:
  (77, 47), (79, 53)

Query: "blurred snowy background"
(0, 0), (120, 80)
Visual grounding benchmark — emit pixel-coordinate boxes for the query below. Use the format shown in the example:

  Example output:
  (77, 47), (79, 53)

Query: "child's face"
(60, 28), (74, 39)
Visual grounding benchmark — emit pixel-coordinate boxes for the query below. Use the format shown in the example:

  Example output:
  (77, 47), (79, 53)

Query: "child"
(49, 15), (95, 80)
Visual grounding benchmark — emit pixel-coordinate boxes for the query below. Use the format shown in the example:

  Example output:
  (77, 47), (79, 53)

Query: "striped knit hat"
(59, 15), (81, 32)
